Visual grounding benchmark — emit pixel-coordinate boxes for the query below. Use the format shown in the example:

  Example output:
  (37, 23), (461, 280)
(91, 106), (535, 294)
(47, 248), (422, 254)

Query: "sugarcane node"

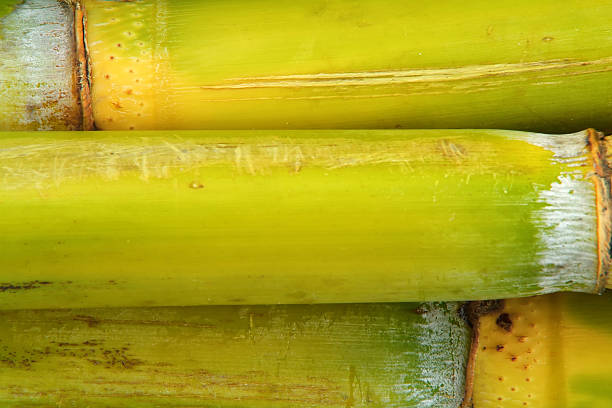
(460, 299), (505, 408)
(74, 0), (95, 130)
(586, 129), (612, 292)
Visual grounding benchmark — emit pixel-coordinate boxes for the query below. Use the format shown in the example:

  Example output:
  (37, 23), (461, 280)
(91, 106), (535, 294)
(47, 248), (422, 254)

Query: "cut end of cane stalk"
(0, 0), (82, 130)
(472, 293), (612, 408)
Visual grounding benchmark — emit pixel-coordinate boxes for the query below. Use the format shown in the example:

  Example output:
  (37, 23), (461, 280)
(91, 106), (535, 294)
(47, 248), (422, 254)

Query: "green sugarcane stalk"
(83, 0), (612, 132)
(0, 128), (609, 310)
(1, 293), (611, 407)
(0, 302), (470, 408)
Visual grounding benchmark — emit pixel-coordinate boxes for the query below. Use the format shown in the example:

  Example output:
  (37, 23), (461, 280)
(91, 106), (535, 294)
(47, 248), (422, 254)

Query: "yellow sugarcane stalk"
(471, 292), (612, 408)
(82, 0), (612, 132)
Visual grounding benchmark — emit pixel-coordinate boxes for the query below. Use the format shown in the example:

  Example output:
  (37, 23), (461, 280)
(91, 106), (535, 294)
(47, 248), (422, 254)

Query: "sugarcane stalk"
(0, 302), (470, 408)
(2, 293), (611, 407)
(0, 128), (609, 309)
(83, 0), (612, 132)
(0, 0), (83, 130)
(470, 291), (612, 408)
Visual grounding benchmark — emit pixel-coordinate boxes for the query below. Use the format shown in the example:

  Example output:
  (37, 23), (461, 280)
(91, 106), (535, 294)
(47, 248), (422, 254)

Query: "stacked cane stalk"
(0, 1), (610, 407)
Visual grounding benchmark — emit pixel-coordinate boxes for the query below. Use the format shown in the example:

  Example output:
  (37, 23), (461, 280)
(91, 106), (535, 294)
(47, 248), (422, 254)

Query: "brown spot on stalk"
(496, 313), (513, 332)
(0, 280), (53, 292)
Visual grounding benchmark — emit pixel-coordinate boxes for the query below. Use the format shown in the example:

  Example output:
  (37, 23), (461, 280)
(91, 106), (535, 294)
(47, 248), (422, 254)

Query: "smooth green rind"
(0, 129), (600, 308)
(0, 0), (82, 130)
(0, 302), (469, 408)
(85, 0), (612, 132)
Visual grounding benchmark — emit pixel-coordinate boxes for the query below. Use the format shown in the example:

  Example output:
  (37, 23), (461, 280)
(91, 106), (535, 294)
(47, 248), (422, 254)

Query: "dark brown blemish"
(496, 313), (513, 332)
(542, 36), (554, 42)
(461, 299), (504, 327)
(511, 355), (517, 362)
(57, 342), (79, 347)
(0, 280), (52, 293)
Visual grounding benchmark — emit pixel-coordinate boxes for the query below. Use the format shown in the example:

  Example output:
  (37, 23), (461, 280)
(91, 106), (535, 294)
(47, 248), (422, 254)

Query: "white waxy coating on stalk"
(0, 0), (81, 130)
(394, 302), (469, 408)
(514, 131), (598, 293)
